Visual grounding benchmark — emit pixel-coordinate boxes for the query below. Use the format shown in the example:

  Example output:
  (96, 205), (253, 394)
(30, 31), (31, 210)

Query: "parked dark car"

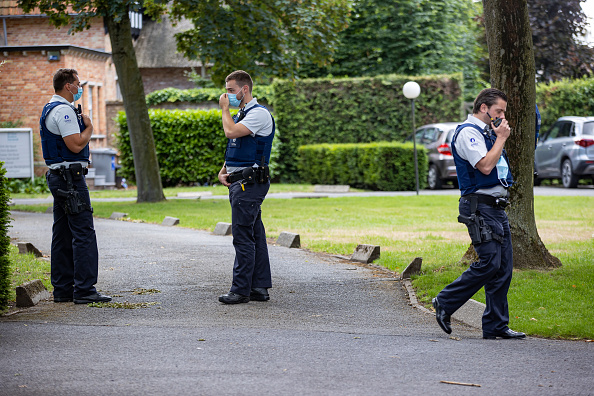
(412, 122), (460, 189)
(535, 116), (594, 188)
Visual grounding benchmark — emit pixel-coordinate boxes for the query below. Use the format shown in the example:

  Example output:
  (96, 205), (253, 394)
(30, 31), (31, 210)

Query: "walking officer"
(40, 68), (111, 304)
(432, 88), (525, 339)
(217, 70), (275, 304)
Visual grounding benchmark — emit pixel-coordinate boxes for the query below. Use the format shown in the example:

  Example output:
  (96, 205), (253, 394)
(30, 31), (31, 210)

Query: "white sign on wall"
(0, 128), (34, 180)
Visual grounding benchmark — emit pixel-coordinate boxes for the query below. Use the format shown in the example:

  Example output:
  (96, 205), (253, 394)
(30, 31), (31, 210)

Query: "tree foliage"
(169, 0), (351, 85)
(528, 0), (594, 82)
(298, 0), (486, 99)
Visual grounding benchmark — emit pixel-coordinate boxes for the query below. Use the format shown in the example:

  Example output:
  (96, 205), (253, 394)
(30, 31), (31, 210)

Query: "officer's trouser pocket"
(232, 199), (260, 227)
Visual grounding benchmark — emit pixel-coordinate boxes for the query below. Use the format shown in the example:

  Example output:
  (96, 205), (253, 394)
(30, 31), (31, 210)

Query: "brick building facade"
(0, 2), (207, 178)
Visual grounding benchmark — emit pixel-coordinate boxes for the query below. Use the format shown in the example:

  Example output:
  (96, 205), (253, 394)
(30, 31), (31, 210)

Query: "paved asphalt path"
(1, 210), (593, 395)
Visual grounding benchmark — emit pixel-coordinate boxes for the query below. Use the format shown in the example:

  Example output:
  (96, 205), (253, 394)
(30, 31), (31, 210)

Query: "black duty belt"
(49, 166), (88, 176)
(227, 166), (269, 184)
(461, 193), (509, 209)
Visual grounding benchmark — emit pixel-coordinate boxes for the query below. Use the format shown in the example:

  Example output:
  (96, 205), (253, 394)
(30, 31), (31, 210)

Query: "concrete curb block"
(213, 222), (232, 236)
(351, 244), (380, 263)
(16, 279), (51, 307)
(402, 279), (483, 329)
(110, 212), (129, 220)
(276, 232), (301, 248)
(17, 242), (43, 257)
(162, 216), (180, 226)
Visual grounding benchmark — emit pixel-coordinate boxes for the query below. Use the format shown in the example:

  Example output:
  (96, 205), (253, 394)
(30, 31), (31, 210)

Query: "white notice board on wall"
(0, 128), (34, 181)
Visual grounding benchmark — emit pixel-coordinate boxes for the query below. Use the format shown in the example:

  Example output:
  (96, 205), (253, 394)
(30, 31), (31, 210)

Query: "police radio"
(487, 112), (502, 127)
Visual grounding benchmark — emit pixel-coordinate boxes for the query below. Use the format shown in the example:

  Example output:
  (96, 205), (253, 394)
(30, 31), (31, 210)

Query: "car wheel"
(561, 159), (579, 188)
(427, 164), (442, 190)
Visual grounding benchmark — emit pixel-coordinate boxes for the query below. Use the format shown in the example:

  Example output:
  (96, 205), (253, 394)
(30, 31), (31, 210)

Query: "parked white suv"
(535, 116), (594, 188)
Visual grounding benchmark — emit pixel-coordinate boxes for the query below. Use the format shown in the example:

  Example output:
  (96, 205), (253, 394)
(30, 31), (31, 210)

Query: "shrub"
(116, 109), (228, 187)
(0, 163), (11, 310)
(116, 108), (282, 186)
(5, 178), (49, 194)
(298, 142), (427, 191)
(536, 76), (594, 132)
(272, 73), (462, 182)
(145, 85), (274, 107)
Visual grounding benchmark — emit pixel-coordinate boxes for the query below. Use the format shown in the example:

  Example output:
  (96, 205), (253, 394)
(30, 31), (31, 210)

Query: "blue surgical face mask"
(70, 84), (83, 102)
(228, 88), (244, 107)
(496, 155), (509, 187)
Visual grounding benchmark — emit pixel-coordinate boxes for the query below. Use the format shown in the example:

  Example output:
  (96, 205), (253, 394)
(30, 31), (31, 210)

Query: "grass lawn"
(10, 192), (594, 339)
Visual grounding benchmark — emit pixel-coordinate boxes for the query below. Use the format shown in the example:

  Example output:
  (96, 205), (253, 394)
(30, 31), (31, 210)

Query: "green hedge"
(536, 76), (594, 132)
(145, 85), (274, 107)
(298, 142), (427, 191)
(116, 109), (228, 186)
(0, 163), (11, 310)
(116, 109), (282, 186)
(272, 73), (462, 182)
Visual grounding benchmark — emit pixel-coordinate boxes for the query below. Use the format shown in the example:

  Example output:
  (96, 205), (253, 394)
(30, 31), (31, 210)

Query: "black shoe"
(219, 292), (250, 304)
(54, 297), (73, 303)
(250, 288), (270, 301)
(483, 329), (526, 339)
(432, 297), (452, 334)
(73, 292), (112, 304)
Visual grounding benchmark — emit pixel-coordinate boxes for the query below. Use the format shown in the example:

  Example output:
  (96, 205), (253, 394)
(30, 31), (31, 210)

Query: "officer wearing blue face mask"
(432, 88), (525, 340)
(40, 68), (111, 305)
(217, 70), (275, 304)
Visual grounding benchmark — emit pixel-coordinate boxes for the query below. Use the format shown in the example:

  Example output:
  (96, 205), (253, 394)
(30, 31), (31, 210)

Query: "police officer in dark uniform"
(217, 70), (275, 304)
(432, 88), (525, 339)
(41, 68), (111, 304)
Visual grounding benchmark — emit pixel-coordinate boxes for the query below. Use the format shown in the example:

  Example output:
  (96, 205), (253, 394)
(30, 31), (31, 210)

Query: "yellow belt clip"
(241, 182), (245, 191)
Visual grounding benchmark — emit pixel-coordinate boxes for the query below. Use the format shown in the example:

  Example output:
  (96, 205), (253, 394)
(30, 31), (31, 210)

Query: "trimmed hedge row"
(272, 73), (463, 182)
(536, 76), (594, 132)
(298, 142), (427, 191)
(145, 85), (274, 107)
(116, 109), (282, 186)
(116, 109), (228, 186)
(0, 163), (11, 310)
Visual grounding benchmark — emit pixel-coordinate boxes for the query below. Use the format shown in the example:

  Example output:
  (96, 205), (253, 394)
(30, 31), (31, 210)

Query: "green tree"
(299, 0), (486, 99)
(18, 0), (166, 203)
(169, 0), (351, 85)
(482, 0), (560, 269)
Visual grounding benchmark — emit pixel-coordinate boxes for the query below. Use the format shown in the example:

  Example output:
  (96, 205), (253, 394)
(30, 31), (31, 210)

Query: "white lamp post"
(403, 81), (421, 195)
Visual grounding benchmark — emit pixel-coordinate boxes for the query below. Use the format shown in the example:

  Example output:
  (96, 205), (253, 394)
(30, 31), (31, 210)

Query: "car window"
(545, 122), (571, 141)
(424, 128), (440, 143)
(583, 122), (594, 135)
(558, 122), (573, 138)
(445, 129), (455, 143)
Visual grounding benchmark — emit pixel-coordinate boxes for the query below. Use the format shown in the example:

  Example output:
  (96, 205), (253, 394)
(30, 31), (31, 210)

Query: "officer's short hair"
(53, 68), (79, 92)
(225, 70), (253, 93)
(473, 88), (508, 114)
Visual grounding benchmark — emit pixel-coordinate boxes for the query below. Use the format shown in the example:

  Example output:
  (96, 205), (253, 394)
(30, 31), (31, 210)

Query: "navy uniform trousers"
(228, 180), (272, 296)
(437, 199), (513, 336)
(46, 172), (99, 299)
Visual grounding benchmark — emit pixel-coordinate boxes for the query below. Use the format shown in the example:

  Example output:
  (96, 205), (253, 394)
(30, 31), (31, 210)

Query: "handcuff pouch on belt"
(55, 163), (93, 215)
(457, 195), (502, 245)
(228, 166), (270, 185)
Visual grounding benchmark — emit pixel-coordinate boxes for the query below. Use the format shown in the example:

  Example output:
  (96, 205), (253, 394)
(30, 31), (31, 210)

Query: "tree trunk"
(106, 13), (165, 203)
(482, 0), (560, 269)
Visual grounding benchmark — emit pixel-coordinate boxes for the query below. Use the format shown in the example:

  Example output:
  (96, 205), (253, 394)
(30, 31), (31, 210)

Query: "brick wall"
(2, 17), (108, 50)
(0, 49), (117, 173)
(141, 67), (197, 94)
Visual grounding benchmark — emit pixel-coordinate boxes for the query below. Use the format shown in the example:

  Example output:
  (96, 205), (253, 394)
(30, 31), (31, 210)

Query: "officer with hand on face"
(41, 68), (111, 304)
(432, 88), (525, 340)
(217, 70), (275, 304)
